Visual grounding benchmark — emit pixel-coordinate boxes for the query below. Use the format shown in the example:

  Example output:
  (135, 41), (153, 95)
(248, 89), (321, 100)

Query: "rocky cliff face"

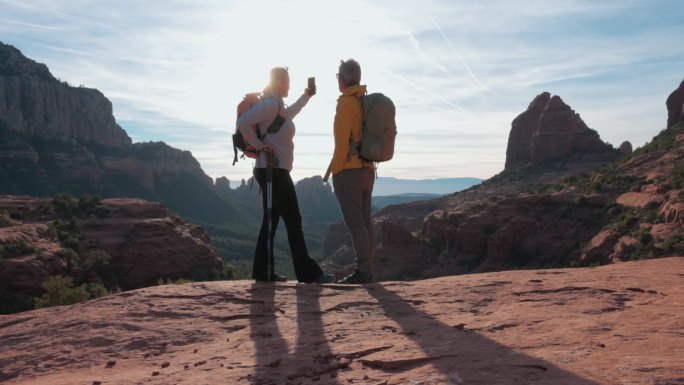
(505, 92), (551, 169)
(667, 77), (684, 128)
(505, 92), (615, 170)
(0, 42), (131, 148)
(0, 195), (223, 296)
(0, 42), (241, 225)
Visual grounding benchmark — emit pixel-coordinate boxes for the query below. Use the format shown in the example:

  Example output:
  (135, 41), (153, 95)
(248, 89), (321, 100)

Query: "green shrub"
(672, 164), (684, 189)
(78, 194), (111, 218)
(660, 232), (684, 255)
(574, 195), (589, 206)
(35, 276), (90, 308)
(82, 250), (114, 286)
(0, 290), (36, 314)
(61, 236), (81, 251)
(644, 209), (662, 224)
(57, 248), (81, 276)
(0, 239), (37, 258)
(636, 228), (653, 245)
(0, 211), (14, 228)
(54, 219), (83, 246)
(52, 193), (78, 219)
(37, 199), (55, 216)
(610, 207), (639, 232)
(84, 283), (109, 299)
(188, 263), (237, 282)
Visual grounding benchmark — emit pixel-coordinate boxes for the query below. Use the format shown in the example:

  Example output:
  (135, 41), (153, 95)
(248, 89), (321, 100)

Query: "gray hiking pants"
(333, 167), (375, 276)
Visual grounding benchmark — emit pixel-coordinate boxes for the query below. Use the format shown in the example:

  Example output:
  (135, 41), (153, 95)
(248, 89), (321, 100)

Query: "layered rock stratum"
(0, 195), (223, 294)
(0, 257), (682, 384)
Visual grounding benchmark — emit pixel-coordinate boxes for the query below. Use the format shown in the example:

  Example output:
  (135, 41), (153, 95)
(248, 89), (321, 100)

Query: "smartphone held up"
(307, 77), (316, 96)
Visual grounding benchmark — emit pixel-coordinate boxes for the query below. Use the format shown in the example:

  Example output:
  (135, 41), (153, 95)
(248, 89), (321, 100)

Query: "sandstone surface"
(0, 257), (681, 384)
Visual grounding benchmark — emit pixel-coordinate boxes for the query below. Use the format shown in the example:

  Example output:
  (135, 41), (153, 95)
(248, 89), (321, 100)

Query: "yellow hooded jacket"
(331, 84), (374, 175)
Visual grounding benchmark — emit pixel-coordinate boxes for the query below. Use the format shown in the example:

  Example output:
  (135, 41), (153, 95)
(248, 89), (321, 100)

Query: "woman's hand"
(259, 144), (276, 153)
(305, 86), (316, 98)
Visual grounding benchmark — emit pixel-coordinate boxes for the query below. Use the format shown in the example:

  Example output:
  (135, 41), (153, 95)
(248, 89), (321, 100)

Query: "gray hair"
(338, 59), (361, 87)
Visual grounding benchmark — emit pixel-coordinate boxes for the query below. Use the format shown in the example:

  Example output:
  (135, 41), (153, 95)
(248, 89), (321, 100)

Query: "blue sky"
(1, 0), (682, 184)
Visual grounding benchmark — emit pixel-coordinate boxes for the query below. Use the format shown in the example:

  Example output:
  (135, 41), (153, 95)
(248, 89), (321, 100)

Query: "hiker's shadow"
(292, 284), (341, 383)
(364, 283), (600, 385)
(249, 283), (288, 384)
(248, 283), (340, 384)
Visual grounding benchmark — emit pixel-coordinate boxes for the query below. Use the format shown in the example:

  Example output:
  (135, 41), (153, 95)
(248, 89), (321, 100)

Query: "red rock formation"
(0, 42), (132, 148)
(0, 43), (232, 224)
(619, 141), (633, 155)
(373, 222), (438, 281)
(666, 77), (684, 128)
(0, 196), (223, 294)
(505, 92), (550, 169)
(531, 95), (613, 164)
(505, 93), (614, 169)
(0, 257), (682, 384)
(213, 177), (232, 196)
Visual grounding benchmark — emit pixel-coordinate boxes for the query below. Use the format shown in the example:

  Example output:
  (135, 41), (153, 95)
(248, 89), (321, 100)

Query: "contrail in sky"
(428, 13), (492, 92)
(379, 66), (479, 120)
(0, 0), (194, 50)
(0, 19), (61, 30)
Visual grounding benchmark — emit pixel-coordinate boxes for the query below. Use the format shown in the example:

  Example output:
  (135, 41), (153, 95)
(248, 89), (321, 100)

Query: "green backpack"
(357, 93), (397, 162)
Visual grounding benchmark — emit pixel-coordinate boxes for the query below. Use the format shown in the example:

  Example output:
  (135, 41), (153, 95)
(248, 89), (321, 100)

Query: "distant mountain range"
(372, 177), (483, 196)
(372, 193), (444, 210)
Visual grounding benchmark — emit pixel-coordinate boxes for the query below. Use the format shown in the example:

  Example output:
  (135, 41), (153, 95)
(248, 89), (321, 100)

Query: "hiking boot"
(308, 273), (335, 284)
(337, 270), (373, 285)
(255, 273), (287, 283)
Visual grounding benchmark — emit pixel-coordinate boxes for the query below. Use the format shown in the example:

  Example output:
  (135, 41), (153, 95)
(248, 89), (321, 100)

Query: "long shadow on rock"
(291, 284), (341, 384)
(248, 283), (289, 385)
(364, 284), (600, 385)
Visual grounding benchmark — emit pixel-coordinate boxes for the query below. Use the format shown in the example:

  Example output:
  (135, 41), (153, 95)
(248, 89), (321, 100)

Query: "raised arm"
(284, 93), (310, 120)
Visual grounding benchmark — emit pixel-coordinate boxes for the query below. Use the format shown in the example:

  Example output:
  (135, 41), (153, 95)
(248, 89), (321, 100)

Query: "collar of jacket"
(340, 84), (367, 98)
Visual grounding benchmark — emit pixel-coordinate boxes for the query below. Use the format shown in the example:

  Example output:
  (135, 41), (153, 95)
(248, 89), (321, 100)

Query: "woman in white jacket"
(237, 67), (334, 284)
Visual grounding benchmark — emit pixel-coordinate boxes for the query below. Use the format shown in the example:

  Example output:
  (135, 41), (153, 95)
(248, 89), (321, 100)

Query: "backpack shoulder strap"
(257, 96), (286, 139)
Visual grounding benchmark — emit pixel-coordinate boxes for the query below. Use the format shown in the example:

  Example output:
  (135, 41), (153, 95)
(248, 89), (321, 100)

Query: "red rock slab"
(0, 257), (682, 385)
(616, 192), (664, 208)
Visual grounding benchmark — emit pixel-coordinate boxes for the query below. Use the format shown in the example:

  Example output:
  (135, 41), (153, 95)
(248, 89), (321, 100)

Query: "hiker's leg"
(333, 168), (373, 276)
(361, 170), (375, 272)
(271, 168), (323, 282)
(252, 168), (268, 280)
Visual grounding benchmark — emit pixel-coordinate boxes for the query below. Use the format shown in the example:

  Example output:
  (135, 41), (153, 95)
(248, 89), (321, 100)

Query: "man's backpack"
(358, 93), (396, 162)
(232, 93), (285, 165)
(323, 92), (396, 182)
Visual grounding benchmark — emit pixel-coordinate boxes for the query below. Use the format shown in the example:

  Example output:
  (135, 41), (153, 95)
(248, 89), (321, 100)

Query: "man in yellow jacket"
(331, 59), (376, 284)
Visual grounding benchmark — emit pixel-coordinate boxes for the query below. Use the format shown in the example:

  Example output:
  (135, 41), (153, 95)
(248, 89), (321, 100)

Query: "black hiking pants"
(252, 167), (323, 282)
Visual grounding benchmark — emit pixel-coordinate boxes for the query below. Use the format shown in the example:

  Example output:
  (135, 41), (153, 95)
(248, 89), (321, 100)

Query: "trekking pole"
(266, 151), (274, 283)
